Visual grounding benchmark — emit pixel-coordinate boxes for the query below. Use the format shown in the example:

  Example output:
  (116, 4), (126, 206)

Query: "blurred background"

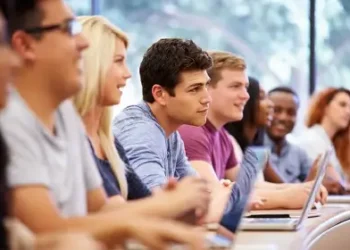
(66, 0), (350, 135)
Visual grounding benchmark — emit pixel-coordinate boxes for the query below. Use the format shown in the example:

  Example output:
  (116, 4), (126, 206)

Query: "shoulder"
(178, 125), (209, 143)
(113, 104), (164, 138)
(0, 91), (41, 152)
(113, 103), (153, 127)
(1, 90), (35, 131)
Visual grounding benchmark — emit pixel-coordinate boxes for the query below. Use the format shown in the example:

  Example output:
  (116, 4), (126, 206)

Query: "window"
(100, 0), (310, 127)
(316, 0), (350, 90)
(65, 0), (91, 15)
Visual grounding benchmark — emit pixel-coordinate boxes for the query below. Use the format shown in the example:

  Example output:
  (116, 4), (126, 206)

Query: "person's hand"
(322, 177), (346, 194)
(203, 180), (234, 223)
(35, 233), (105, 250)
(247, 191), (266, 211)
(315, 184), (328, 204)
(159, 176), (211, 222)
(281, 183), (312, 209)
(125, 217), (206, 250)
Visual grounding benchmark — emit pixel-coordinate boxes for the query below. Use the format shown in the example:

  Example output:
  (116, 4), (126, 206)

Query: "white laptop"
(239, 150), (331, 231)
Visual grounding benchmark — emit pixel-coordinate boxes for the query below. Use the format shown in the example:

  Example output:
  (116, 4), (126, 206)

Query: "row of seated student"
(222, 77), (350, 195)
(0, 1), (210, 249)
(0, 0), (346, 249)
(222, 78), (350, 195)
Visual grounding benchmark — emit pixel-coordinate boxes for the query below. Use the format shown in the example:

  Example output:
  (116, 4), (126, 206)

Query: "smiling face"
(100, 38), (131, 106)
(267, 91), (298, 141)
(208, 68), (250, 123)
(13, 0), (89, 100)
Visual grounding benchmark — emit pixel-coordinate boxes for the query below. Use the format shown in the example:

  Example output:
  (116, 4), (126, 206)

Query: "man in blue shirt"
(113, 39), (259, 230)
(265, 86), (313, 182)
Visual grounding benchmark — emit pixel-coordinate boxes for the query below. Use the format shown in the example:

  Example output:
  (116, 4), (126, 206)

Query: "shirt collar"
(264, 133), (289, 155)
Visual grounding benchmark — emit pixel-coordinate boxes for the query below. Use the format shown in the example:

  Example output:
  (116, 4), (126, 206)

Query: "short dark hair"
(0, 0), (44, 38)
(268, 86), (299, 98)
(140, 38), (213, 103)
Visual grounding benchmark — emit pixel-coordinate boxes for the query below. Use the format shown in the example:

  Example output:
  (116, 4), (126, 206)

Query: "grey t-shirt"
(112, 101), (196, 189)
(1, 90), (102, 217)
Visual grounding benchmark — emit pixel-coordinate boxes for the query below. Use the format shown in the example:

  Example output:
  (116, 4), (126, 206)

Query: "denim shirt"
(112, 101), (196, 189)
(264, 134), (312, 183)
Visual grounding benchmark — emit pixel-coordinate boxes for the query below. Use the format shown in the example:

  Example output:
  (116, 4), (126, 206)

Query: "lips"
(198, 109), (209, 113)
(234, 104), (245, 111)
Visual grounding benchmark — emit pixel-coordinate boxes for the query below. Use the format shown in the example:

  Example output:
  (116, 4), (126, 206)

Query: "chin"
(190, 118), (207, 127)
(230, 114), (243, 122)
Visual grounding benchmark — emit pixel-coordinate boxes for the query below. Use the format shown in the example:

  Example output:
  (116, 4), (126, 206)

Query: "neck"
(207, 109), (227, 129)
(82, 107), (103, 139)
(244, 124), (258, 144)
(147, 102), (180, 137)
(321, 118), (338, 139)
(268, 133), (286, 155)
(13, 70), (61, 133)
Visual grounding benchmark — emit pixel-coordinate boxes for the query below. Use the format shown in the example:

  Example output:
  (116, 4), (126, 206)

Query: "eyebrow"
(187, 82), (207, 89)
(228, 81), (249, 86)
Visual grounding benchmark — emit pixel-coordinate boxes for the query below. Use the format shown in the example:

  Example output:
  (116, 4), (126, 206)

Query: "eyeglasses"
(23, 19), (82, 36)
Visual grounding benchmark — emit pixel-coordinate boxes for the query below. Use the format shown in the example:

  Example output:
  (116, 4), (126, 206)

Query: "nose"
(201, 87), (212, 105)
(76, 33), (89, 52)
(240, 87), (250, 101)
(124, 65), (132, 80)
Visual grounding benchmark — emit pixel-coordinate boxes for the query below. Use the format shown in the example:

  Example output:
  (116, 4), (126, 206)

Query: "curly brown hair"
(306, 87), (350, 174)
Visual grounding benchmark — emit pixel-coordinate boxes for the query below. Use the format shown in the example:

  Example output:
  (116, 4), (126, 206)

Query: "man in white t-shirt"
(0, 0), (208, 248)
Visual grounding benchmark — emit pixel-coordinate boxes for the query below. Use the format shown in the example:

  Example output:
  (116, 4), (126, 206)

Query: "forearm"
(103, 194), (179, 220)
(253, 189), (287, 210)
(33, 211), (130, 248)
(255, 181), (291, 190)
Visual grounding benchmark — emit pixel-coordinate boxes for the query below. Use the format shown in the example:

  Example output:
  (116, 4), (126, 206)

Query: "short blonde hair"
(207, 51), (246, 87)
(74, 16), (128, 198)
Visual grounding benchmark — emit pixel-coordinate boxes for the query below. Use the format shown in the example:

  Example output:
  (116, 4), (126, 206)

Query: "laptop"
(206, 146), (270, 249)
(327, 195), (350, 203)
(239, 150), (331, 231)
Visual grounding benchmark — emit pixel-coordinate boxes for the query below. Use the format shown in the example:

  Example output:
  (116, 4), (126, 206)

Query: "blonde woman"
(74, 15), (211, 223)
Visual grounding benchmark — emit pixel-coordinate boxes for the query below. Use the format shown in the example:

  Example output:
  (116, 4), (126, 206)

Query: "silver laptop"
(239, 150), (331, 231)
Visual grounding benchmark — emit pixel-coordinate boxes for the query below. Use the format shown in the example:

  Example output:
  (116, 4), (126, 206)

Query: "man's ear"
(152, 84), (167, 106)
(11, 30), (37, 62)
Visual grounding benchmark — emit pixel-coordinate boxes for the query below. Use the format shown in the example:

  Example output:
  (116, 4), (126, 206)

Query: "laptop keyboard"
(247, 218), (294, 224)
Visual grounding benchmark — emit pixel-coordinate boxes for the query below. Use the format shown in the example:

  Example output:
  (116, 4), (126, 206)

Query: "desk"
(234, 204), (350, 250)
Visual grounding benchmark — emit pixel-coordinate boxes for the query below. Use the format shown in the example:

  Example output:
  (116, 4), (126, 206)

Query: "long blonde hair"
(74, 16), (128, 198)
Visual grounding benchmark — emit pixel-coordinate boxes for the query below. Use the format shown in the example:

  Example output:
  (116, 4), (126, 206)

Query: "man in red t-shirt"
(179, 51), (249, 185)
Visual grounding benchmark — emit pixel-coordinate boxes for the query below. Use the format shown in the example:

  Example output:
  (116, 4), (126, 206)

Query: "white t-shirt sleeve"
(1, 112), (50, 187)
(297, 132), (326, 162)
